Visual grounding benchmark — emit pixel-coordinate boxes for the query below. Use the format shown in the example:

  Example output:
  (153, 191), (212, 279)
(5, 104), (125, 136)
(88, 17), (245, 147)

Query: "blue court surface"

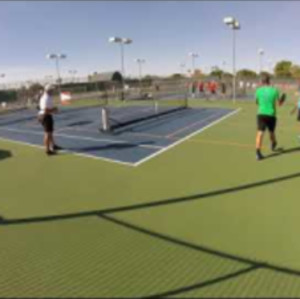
(0, 105), (237, 166)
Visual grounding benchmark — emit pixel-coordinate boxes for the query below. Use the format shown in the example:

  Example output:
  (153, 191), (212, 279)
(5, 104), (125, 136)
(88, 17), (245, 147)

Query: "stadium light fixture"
(46, 53), (67, 87)
(258, 48), (264, 74)
(108, 36), (133, 78)
(0, 73), (5, 90)
(122, 38), (132, 45)
(223, 17), (234, 25)
(135, 59), (146, 81)
(223, 16), (241, 103)
(188, 52), (199, 75)
(68, 69), (77, 83)
(258, 48), (264, 55)
(233, 21), (241, 30)
(179, 63), (186, 75)
(109, 37), (122, 43)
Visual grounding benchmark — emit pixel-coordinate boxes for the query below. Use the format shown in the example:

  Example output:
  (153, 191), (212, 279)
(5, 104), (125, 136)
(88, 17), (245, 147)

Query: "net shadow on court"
(0, 105), (235, 165)
(2, 169), (300, 297)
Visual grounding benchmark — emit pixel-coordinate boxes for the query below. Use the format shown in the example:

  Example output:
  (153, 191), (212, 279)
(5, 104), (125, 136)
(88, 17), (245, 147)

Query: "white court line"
(133, 108), (242, 167)
(166, 111), (229, 138)
(0, 108), (241, 167)
(0, 127), (163, 150)
(0, 136), (136, 167)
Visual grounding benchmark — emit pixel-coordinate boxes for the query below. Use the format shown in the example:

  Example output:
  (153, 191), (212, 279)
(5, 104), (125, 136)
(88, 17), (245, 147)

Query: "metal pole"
(192, 56), (195, 75)
(55, 57), (62, 95)
(139, 61), (142, 91)
(55, 57), (61, 82)
(259, 53), (263, 74)
(232, 28), (236, 103)
(120, 42), (125, 77)
(138, 61), (142, 81)
(120, 43), (125, 100)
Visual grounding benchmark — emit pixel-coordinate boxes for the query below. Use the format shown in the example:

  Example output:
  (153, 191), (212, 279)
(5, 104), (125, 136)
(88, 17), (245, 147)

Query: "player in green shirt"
(255, 75), (285, 160)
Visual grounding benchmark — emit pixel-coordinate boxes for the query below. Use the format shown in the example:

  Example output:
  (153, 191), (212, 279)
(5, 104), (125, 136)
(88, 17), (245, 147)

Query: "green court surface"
(1, 98), (300, 297)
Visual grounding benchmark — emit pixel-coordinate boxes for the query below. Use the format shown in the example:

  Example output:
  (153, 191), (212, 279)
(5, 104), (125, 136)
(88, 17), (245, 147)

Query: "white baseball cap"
(44, 84), (55, 91)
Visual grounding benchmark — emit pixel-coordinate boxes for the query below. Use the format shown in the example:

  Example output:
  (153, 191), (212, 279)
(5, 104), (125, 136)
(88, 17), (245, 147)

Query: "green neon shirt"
(256, 86), (280, 117)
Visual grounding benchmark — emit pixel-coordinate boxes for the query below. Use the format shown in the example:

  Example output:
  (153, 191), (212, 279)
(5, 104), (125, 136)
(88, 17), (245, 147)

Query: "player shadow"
(0, 150), (12, 161)
(265, 146), (300, 159)
(66, 141), (157, 152)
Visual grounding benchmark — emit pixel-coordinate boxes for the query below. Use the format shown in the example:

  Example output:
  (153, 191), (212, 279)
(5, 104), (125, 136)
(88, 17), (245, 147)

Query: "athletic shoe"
(46, 150), (57, 156)
(256, 150), (264, 161)
(53, 145), (63, 151)
(271, 141), (277, 151)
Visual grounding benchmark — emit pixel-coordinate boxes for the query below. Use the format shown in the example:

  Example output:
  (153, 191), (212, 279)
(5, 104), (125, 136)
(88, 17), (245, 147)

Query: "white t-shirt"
(39, 92), (54, 115)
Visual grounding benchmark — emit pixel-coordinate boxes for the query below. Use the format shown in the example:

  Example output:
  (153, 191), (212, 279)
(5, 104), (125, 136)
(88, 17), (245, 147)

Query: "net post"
(183, 78), (189, 108)
(154, 100), (158, 114)
(101, 107), (110, 132)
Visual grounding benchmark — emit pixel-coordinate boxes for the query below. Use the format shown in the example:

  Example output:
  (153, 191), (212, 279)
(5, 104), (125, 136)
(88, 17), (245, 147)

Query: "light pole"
(188, 52), (199, 76)
(221, 61), (227, 72)
(223, 16), (241, 103)
(109, 36), (132, 78)
(135, 58), (145, 92)
(258, 48), (264, 75)
(267, 59), (274, 74)
(46, 53), (67, 91)
(0, 73), (5, 90)
(68, 69), (77, 83)
(44, 75), (54, 83)
(179, 63), (186, 76)
(135, 59), (145, 81)
(109, 37), (132, 100)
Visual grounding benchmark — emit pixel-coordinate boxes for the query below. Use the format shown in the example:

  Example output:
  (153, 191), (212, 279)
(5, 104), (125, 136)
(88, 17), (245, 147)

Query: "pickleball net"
(101, 79), (190, 132)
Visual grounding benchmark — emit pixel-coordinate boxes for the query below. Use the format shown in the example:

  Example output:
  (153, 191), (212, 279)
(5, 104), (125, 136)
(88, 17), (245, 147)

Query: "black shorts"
(40, 114), (54, 133)
(257, 115), (276, 132)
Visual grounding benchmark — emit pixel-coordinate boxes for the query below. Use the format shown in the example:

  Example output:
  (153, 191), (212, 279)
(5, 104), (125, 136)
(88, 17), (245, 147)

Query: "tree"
(170, 73), (185, 79)
(88, 72), (99, 82)
(291, 65), (300, 79)
(259, 71), (272, 78)
(223, 72), (233, 79)
(274, 60), (292, 78)
(17, 82), (44, 103)
(17, 86), (28, 102)
(28, 83), (44, 96)
(191, 69), (204, 79)
(237, 69), (257, 79)
(209, 69), (224, 79)
(142, 75), (155, 85)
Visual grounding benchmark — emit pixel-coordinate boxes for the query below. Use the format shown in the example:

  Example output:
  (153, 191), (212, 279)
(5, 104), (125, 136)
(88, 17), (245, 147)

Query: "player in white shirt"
(38, 84), (62, 155)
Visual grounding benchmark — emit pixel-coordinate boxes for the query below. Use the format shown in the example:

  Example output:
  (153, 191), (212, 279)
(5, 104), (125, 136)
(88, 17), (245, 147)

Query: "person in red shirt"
(210, 81), (217, 94)
(198, 81), (204, 92)
(198, 81), (204, 98)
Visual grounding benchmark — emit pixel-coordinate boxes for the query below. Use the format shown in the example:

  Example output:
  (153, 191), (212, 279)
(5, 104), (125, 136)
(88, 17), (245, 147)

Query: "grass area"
(0, 97), (300, 297)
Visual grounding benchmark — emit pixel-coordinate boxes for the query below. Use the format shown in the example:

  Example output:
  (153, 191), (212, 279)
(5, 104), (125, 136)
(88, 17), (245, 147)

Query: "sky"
(0, 1), (300, 83)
